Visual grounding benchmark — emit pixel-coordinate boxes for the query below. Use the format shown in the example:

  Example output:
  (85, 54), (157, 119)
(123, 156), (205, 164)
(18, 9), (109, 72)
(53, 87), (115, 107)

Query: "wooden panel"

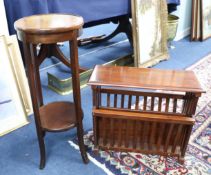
(95, 116), (191, 163)
(15, 14), (84, 34)
(93, 109), (195, 125)
(88, 65), (204, 93)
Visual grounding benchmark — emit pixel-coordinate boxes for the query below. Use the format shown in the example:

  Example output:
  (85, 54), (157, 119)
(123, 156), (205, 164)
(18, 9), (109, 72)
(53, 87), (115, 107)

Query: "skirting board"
(174, 27), (191, 41)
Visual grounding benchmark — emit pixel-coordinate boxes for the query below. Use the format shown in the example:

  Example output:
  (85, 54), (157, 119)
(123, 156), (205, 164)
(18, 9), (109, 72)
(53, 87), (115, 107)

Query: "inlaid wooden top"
(14, 14), (84, 34)
(88, 65), (204, 93)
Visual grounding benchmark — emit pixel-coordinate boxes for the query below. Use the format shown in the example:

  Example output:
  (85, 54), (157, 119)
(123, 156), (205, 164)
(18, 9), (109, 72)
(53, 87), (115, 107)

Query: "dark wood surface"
(14, 14), (84, 34)
(89, 65), (203, 164)
(93, 109), (195, 124)
(15, 14), (88, 169)
(88, 65), (205, 93)
(39, 102), (76, 132)
(15, 14), (83, 44)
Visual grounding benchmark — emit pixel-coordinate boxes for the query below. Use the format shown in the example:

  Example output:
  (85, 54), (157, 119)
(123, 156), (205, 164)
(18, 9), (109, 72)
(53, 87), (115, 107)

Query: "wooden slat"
(165, 98), (170, 112)
(93, 116), (98, 146)
(180, 126), (187, 151)
(135, 95), (139, 110)
(151, 97), (155, 111)
(157, 123), (165, 151)
(143, 122), (149, 150)
(117, 119), (123, 147)
(102, 118), (107, 145)
(98, 91), (102, 107)
(191, 97), (199, 115)
(114, 94), (117, 108)
(186, 96), (194, 116)
(121, 94), (125, 108)
(181, 125), (193, 157)
(140, 121), (144, 149)
(150, 122), (157, 150)
(173, 98), (177, 113)
(182, 99), (188, 114)
(172, 124), (183, 153)
(143, 96), (147, 111)
(93, 109), (195, 124)
(107, 93), (110, 107)
(164, 124), (174, 152)
(128, 95), (132, 109)
(92, 87), (97, 107)
(186, 93), (198, 116)
(110, 119), (115, 147)
(158, 97), (162, 112)
(125, 120), (130, 148)
(132, 121), (137, 149)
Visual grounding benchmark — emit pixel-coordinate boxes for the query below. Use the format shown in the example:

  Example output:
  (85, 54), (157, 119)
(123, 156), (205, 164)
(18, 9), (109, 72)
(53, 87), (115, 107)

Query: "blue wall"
(173, 0), (192, 40)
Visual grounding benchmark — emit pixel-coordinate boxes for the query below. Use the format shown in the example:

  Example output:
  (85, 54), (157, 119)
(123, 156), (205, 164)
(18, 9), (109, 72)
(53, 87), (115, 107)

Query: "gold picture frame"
(7, 35), (33, 116)
(0, 35), (31, 136)
(201, 0), (211, 40)
(131, 0), (169, 67)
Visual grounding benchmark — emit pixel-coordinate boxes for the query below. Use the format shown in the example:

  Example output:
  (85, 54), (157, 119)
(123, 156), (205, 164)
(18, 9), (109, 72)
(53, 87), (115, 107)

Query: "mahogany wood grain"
(89, 65), (203, 164)
(93, 109), (195, 124)
(15, 14), (88, 169)
(15, 14), (83, 34)
(88, 65), (205, 93)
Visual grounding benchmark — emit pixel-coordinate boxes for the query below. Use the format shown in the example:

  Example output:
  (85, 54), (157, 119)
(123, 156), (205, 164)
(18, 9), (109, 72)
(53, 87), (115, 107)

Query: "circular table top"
(14, 14), (84, 34)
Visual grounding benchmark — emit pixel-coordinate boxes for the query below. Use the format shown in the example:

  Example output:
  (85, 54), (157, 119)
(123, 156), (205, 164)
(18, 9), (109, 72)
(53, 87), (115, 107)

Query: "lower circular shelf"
(39, 101), (77, 132)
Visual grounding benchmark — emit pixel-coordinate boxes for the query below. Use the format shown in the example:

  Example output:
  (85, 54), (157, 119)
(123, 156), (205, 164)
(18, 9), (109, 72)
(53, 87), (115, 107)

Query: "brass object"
(48, 54), (133, 95)
(48, 69), (93, 95)
(168, 14), (179, 42)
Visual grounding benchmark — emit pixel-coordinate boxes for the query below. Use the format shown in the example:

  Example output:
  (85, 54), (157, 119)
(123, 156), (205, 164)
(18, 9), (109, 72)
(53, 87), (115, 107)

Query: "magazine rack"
(88, 65), (204, 163)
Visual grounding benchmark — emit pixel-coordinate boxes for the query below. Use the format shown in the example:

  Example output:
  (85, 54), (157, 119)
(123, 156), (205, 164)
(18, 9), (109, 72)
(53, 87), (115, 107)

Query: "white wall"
(0, 0), (9, 35)
(173, 0), (192, 41)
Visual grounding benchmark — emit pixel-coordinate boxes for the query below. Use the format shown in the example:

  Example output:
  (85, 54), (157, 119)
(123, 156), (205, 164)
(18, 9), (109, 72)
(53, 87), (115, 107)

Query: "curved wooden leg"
(69, 36), (89, 164)
(77, 125), (89, 164)
(78, 16), (133, 47)
(38, 135), (46, 169)
(23, 42), (47, 169)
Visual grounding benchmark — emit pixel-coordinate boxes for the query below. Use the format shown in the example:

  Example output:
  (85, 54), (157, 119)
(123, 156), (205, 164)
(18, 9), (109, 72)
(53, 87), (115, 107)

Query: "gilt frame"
(0, 35), (30, 136)
(131, 0), (169, 67)
(201, 0), (211, 40)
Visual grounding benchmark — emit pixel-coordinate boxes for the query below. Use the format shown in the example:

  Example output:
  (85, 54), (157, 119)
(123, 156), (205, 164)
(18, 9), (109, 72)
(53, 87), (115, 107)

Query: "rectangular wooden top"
(88, 65), (204, 93)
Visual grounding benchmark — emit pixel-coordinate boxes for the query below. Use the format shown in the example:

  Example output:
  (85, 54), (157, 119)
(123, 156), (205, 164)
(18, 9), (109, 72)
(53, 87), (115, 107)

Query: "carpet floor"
(1, 22), (211, 174)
